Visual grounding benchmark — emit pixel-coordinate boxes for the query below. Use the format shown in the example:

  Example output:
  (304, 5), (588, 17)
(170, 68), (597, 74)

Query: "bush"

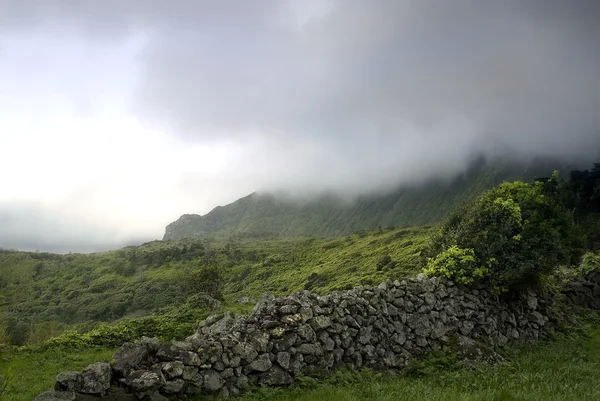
(578, 252), (600, 277)
(184, 265), (224, 301)
(426, 180), (581, 292)
(424, 246), (489, 285)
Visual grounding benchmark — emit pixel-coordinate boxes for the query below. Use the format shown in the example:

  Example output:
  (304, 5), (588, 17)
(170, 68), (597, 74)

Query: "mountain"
(164, 157), (583, 241)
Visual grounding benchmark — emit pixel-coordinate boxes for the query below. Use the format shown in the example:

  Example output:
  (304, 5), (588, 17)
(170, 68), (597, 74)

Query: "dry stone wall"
(35, 273), (600, 401)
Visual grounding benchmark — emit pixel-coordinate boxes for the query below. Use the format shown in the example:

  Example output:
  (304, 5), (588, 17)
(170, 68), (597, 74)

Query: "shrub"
(426, 180), (581, 292)
(578, 252), (600, 277)
(184, 265), (224, 300)
(424, 246), (489, 285)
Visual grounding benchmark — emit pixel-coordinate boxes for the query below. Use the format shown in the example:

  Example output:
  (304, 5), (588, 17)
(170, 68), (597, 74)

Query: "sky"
(0, 1), (599, 253)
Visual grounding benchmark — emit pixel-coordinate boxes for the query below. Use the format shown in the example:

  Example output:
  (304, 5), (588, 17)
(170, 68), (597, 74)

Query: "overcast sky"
(1, 1), (599, 252)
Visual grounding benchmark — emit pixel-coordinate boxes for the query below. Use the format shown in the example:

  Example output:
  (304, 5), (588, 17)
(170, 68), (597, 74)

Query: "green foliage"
(0, 226), (430, 346)
(578, 251), (600, 277)
(427, 180), (581, 291)
(424, 246), (488, 285)
(184, 265), (225, 300)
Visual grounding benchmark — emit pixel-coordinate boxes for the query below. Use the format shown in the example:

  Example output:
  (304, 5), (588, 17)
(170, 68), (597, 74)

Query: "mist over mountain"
(164, 156), (586, 241)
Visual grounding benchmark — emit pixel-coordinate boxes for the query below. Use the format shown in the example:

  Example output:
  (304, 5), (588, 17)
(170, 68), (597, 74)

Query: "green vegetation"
(578, 251), (600, 277)
(187, 323), (600, 401)
(0, 226), (431, 346)
(426, 180), (581, 291)
(1, 160), (599, 399)
(0, 345), (115, 401)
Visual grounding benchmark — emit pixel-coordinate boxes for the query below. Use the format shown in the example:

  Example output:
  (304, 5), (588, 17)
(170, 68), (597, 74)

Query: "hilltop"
(164, 157), (581, 241)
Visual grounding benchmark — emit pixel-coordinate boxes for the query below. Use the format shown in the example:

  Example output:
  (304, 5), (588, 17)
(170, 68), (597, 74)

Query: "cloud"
(0, 1), (599, 251)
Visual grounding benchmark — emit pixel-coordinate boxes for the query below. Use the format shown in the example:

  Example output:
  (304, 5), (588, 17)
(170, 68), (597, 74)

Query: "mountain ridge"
(164, 157), (585, 241)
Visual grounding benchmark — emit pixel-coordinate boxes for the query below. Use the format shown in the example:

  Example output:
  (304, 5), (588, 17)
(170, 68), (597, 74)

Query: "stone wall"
(35, 273), (600, 401)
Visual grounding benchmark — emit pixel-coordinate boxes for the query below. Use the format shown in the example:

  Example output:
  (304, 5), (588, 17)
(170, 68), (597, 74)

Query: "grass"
(0, 345), (115, 401)
(189, 325), (600, 401)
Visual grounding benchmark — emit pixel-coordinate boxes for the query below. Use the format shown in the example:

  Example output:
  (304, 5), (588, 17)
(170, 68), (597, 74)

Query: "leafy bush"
(184, 265), (224, 300)
(424, 246), (489, 285)
(578, 252), (600, 277)
(427, 180), (581, 291)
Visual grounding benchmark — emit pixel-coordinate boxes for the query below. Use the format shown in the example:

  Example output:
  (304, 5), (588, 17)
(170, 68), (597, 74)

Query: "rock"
(357, 327), (372, 345)
(182, 366), (198, 381)
(233, 342), (258, 362)
(527, 295), (538, 310)
(423, 292), (436, 306)
(460, 320), (475, 335)
(236, 297), (257, 304)
(113, 343), (149, 376)
(162, 379), (185, 394)
(202, 313), (236, 336)
(160, 361), (184, 379)
(140, 337), (161, 354)
(309, 315), (332, 331)
(530, 311), (546, 326)
(81, 362), (111, 395)
(34, 392), (76, 401)
(276, 352), (291, 370)
(259, 365), (293, 386)
(203, 370), (225, 392)
(55, 371), (83, 392)
(248, 354), (272, 372)
(297, 343), (322, 356)
(120, 370), (164, 393)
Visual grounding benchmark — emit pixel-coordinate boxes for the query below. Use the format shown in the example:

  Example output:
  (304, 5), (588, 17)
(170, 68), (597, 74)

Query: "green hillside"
(164, 157), (580, 241)
(0, 226), (431, 346)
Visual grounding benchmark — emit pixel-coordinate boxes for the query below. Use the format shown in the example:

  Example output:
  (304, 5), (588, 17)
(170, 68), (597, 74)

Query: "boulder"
(55, 371), (83, 392)
(81, 362), (111, 395)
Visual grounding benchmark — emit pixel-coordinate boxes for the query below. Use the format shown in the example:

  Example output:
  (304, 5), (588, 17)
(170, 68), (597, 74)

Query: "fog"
(0, 1), (598, 252)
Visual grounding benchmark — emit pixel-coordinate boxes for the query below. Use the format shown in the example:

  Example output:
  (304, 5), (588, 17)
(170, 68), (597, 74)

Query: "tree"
(426, 180), (581, 292)
(184, 265), (224, 301)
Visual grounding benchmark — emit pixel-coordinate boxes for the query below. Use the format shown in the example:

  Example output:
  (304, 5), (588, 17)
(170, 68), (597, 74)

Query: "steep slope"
(164, 157), (583, 241)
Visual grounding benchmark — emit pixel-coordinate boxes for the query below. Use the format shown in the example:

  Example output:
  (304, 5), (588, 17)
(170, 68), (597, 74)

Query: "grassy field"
(0, 345), (115, 401)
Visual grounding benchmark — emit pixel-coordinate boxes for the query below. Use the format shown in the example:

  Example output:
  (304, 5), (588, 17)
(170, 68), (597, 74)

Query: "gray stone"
(161, 379), (185, 394)
(161, 361), (184, 379)
(203, 369), (225, 392)
(297, 343), (322, 355)
(248, 354), (273, 372)
(121, 370), (164, 394)
(182, 366), (198, 381)
(309, 315), (332, 331)
(460, 321), (475, 335)
(260, 365), (293, 386)
(423, 292), (436, 306)
(233, 342), (258, 362)
(55, 371), (83, 392)
(113, 343), (148, 376)
(140, 337), (161, 354)
(236, 297), (257, 304)
(527, 295), (538, 310)
(81, 362), (111, 395)
(34, 392), (76, 401)
(276, 351), (291, 370)
(530, 311), (546, 326)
